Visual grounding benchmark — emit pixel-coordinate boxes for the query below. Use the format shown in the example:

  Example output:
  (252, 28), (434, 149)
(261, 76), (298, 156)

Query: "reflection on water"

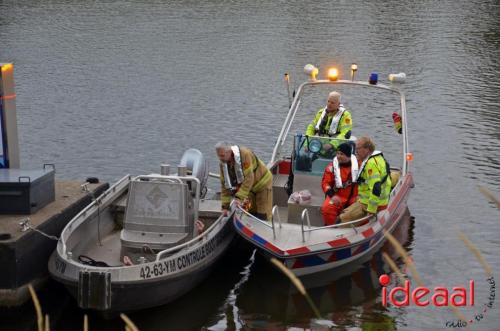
(228, 211), (413, 330)
(0, 247), (254, 331)
(0, 0), (499, 330)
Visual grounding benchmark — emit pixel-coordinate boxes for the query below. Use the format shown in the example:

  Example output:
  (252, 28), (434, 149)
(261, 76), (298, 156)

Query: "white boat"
(48, 149), (234, 313)
(231, 64), (414, 276)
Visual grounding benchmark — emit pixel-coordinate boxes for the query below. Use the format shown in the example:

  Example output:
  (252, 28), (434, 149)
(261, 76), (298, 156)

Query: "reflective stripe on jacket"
(357, 153), (391, 214)
(219, 146), (272, 209)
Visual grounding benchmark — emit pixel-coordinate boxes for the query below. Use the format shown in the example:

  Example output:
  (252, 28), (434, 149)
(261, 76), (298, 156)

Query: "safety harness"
(222, 146), (260, 192)
(332, 155), (359, 189)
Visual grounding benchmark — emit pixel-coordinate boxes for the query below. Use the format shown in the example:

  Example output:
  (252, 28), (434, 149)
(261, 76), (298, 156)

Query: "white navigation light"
(304, 64), (319, 80)
(327, 67), (339, 81)
(388, 72), (406, 83)
(350, 63), (358, 81)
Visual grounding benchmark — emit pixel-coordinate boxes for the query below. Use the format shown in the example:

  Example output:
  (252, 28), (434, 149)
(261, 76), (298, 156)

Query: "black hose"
(78, 255), (112, 267)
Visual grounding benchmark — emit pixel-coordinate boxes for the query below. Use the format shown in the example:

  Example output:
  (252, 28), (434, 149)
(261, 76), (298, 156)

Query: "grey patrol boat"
(48, 148), (234, 313)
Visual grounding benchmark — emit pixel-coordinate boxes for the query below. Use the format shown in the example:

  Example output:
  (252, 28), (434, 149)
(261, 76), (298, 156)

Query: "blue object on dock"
(369, 72), (378, 85)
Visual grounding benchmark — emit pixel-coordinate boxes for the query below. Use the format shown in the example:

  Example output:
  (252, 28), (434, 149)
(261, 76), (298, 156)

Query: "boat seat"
(120, 179), (194, 251)
(287, 173), (324, 226)
(390, 169), (401, 190)
(121, 231), (189, 251)
(272, 173), (290, 207)
(286, 166), (401, 226)
(198, 199), (221, 219)
(111, 195), (128, 213)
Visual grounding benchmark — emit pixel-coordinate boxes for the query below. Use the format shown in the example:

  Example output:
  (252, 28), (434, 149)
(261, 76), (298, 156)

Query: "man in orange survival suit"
(215, 142), (273, 220)
(321, 143), (359, 225)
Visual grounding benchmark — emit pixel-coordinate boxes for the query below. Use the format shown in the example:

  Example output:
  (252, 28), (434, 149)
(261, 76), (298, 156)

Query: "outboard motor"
(179, 148), (209, 196)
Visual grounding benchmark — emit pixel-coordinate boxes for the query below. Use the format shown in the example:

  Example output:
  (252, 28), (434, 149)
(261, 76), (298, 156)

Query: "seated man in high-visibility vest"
(215, 142), (273, 221)
(339, 136), (391, 224)
(321, 143), (359, 225)
(305, 91), (352, 153)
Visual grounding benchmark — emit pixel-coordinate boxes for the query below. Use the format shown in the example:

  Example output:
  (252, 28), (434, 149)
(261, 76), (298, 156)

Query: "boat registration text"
(139, 225), (227, 279)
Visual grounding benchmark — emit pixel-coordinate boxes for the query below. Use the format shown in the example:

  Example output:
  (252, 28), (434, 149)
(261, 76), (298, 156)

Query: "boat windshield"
(273, 82), (407, 174)
(293, 134), (352, 176)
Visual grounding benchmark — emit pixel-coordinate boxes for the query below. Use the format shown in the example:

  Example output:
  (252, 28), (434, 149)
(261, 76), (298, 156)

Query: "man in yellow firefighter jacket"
(339, 136), (391, 223)
(215, 142), (273, 220)
(305, 91), (352, 152)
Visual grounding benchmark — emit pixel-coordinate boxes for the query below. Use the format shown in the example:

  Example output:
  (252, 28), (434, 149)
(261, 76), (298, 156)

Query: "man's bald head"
(326, 91), (341, 112)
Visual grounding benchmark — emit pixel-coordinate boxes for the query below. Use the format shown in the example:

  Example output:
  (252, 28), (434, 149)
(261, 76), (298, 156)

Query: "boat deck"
(239, 212), (364, 251)
(76, 198), (223, 267)
(82, 230), (123, 267)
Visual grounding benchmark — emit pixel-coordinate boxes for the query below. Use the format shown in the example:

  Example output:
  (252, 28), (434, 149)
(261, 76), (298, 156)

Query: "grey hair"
(328, 91), (341, 102)
(358, 136), (376, 152)
(215, 141), (232, 151)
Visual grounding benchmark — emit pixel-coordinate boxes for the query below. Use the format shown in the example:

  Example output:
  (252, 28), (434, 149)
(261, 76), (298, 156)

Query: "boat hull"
(233, 173), (413, 276)
(49, 216), (234, 313)
(52, 259), (214, 313)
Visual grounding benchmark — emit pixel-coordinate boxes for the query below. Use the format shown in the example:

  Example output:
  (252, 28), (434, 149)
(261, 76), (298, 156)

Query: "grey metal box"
(0, 167), (55, 214)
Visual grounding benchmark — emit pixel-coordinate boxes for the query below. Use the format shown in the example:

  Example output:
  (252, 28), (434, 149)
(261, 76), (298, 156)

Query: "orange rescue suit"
(321, 161), (358, 225)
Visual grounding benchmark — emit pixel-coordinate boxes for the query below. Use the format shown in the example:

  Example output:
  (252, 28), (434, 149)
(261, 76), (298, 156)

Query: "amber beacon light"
(327, 67), (339, 81)
(1, 63), (13, 73)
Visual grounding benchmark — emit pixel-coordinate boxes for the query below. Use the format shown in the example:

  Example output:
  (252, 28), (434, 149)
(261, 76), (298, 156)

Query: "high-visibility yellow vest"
(306, 107), (352, 139)
(357, 152), (391, 214)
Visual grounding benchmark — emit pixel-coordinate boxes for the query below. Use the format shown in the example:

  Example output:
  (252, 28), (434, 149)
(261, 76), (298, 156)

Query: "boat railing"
(235, 204), (276, 230)
(300, 209), (312, 241)
(60, 174), (132, 258)
(300, 212), (375, 241)
(155, 212), (229, 261)
(270, 79), (410, 177)
(271, 205), (283, 239)
(310, 215), (373, 232)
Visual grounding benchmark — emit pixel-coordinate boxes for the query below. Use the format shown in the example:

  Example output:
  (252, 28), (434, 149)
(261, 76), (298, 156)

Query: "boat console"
(120, 177), (195, 255)
(293, 134), (354, 175)
(120, 148), (208, 259)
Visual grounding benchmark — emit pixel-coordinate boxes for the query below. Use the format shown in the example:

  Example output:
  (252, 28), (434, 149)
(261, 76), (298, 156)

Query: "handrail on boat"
(270, 79), (410, 177)
(155, 212), (230, 261)
(60, 174), (132, 258)
(238, 201), (376, 243)
(299, 210), (375, 241)
(303, 214), (374, 233)
(271, 205), (283, 239)
(235, 204), (275, 229)
(300, 209), (312, 242)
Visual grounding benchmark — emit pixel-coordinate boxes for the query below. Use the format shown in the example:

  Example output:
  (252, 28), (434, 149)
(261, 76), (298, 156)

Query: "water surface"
(0, 0), (499, 329)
